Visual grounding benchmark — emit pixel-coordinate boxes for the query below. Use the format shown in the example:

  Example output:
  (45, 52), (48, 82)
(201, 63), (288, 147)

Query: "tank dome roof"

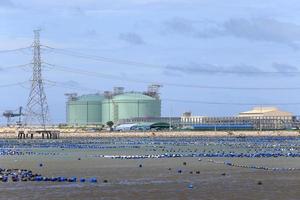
(77, 94), (104, 102)
(113, 93), (157, 101)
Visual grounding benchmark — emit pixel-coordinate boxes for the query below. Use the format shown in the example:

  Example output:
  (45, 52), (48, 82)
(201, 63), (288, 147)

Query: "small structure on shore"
(17, 128), (60, 139)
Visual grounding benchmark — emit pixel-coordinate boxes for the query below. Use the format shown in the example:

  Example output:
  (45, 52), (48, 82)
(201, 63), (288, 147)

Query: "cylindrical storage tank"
(101, 98), (114, 124)
(67, 94), (104, 125)
(102, 93), (161, 124)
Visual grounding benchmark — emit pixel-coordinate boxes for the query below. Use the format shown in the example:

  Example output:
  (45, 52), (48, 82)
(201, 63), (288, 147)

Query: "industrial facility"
(65, 87), (300, 131)
(66, 85), (161, 125)
(180, 107), (297, 130)
(102, 106), (300, 131)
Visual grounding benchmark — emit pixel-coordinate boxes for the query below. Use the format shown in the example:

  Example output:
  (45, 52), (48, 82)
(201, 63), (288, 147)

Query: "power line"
(0, 63), (32, 70)
(43, 62), (300, 90)
(0, 46), (32, 54)
(43, 80), (300, 106)
(163, 98), (300, 106)
(44, 62), (162, 89)
(42, 45), (300, 75)
(45, 80), (100, 92)
(0, 81), (29, 88)
(42, 45), (170, 70)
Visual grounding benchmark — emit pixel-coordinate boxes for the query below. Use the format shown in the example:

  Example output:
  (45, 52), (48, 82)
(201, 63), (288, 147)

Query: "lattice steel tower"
(25, 30), (50, 127)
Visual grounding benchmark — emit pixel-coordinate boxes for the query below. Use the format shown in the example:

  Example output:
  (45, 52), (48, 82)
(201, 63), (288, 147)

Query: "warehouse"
(238, 107), (293, 118)
(66, 85), (161, 125)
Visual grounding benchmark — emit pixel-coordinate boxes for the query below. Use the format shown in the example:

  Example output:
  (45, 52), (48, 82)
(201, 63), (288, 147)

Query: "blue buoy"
(34, 176), (42, 182)
(12, 176), (19, 182)
(2, 176), (8, 182)
(39, 163), (43, 167)
(58, 177), (67, 182)
(80, 178), (86, 182)
(68, 177), (77, 182)
(90, 177), (97, 183)
(51, 177), (58, 182)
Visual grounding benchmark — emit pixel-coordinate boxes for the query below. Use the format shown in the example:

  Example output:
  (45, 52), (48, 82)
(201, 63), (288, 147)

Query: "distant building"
(181, 112), (206, 124)
(180, 107), (295, 130)
(115, 122), (171, 131)
(238, 107), (294, 130)
(238, 107), (293, 118)
(119, 117), (181, 127)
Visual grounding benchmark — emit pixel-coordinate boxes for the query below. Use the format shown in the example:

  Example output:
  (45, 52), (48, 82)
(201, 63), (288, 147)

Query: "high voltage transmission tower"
(25, 30), (50, 128)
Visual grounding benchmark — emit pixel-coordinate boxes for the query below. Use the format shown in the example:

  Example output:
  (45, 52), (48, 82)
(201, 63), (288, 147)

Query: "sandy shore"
(0, 128), (300, 138)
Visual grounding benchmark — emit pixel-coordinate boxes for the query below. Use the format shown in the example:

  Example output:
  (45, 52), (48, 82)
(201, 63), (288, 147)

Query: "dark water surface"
(1, 137), (300, 200)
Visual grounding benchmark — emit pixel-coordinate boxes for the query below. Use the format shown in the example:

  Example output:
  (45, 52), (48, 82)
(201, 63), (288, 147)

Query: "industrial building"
(181, 112), (206, 124)
(66, 85), (161, 125)
(181, 107), (297, 130)
(117, 107), (298, 131)
(238, 107), (293, 118)
(115, 122), (171, 131)
(119, 117), (181, 127)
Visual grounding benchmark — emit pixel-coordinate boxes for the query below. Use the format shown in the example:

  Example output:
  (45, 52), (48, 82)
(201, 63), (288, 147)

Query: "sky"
(1, 0), (300, 123)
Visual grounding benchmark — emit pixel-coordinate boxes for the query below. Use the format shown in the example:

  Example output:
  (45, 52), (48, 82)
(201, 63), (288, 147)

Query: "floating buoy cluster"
(0, 139), (141, 150)
(0, 136), (299, 150)
(93, 151), (300, 160)
(1, 137), (300, 161)
(0, 168), (101, 183)
(208, 159), (300, 171)
(0, 149), (61, 156)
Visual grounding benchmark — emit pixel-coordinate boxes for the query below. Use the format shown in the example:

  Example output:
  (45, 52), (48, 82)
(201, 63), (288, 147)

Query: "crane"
(3, 106), (24, 126)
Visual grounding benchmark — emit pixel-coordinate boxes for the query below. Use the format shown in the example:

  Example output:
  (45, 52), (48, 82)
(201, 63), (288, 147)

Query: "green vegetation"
(106, 121), (114, 131)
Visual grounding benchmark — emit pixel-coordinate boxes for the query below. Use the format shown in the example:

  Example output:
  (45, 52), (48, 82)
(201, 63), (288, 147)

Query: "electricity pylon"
(25, 30), (50, 128)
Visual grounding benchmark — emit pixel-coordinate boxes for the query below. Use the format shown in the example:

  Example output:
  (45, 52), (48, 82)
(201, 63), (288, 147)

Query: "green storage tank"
(101, 93), (161, 124)
(67, 94), (104, 125)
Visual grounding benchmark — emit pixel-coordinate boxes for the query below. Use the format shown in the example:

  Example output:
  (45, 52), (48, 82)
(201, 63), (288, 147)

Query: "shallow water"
(1, 137), (300, 200)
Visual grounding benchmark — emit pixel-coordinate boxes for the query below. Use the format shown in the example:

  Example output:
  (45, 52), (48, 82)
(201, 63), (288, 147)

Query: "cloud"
(162, 69), (183, 77)
(164, 62), (300, 77)
(7, 0), (185, 12)
(163, 18), (196, 35)
(165, 63), (264, 76)
(222, 18), (300, 48)
(163, 17), (300, 49)
(272, 63), (299, 76)
(0, 0), (14, 7)
(119, 32), (145, 45)
(162, 17), (224, 38)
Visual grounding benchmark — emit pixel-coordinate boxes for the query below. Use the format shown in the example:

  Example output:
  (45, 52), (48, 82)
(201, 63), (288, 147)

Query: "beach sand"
(1, 155), (300, 200)
(0, 127), (300, 139)
(1, 137), (300, 200)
